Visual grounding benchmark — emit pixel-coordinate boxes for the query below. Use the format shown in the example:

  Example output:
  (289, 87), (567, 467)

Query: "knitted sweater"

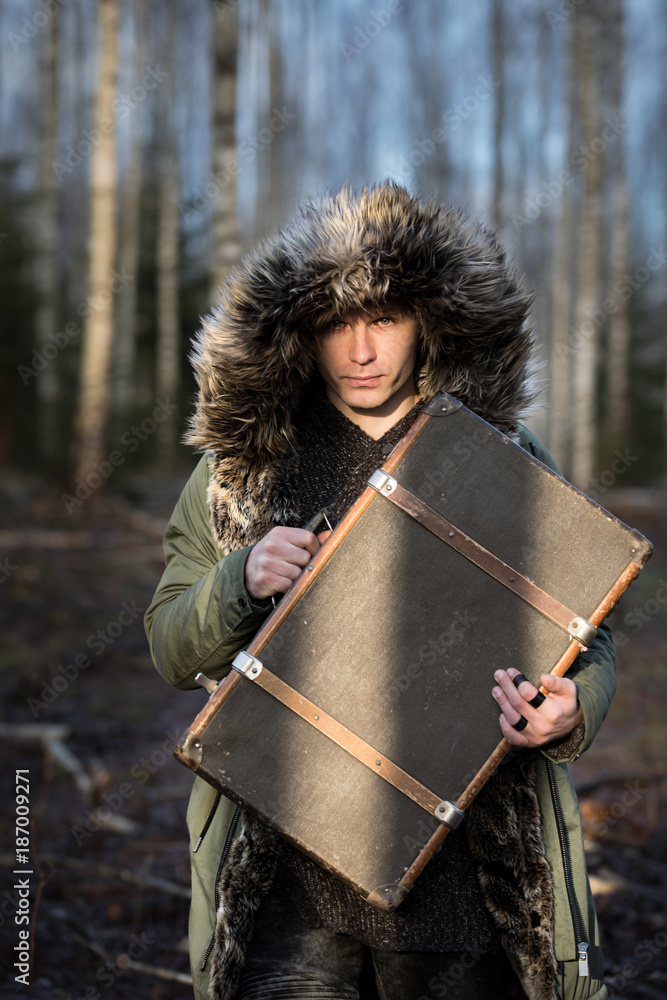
(274, 393), (497, 952)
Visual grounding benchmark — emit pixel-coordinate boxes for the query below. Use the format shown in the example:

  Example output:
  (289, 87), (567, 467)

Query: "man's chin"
(337, 386), (393, 412)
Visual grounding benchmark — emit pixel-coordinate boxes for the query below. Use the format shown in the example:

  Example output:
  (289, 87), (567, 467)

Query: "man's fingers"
(508, 669), (546, 709)
(493, 668), (582, 747)
(245, 525), (323, 599)
(499, 711), (530, 747)
(493, 670), (537, 717)
(540, 672), (576, 697)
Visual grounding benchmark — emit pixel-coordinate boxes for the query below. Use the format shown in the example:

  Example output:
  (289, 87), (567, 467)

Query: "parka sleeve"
(516, 426), (617, 763)
(144, 455), (271, 691)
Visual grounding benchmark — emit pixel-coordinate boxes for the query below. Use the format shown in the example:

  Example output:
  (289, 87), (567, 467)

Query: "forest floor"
(0, 466), (665, 1000)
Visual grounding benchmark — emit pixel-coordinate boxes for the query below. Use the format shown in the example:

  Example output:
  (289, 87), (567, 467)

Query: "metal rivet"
(376, 760), (382, 766)
(448, 531), (455, 538)
(509, 576), (516, 583)
(441, 406), (447, 412)
(313, 715), (319, 721)
(308, 565), (314, 571)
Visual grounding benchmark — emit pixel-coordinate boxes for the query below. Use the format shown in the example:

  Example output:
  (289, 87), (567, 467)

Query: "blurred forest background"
(0, 0), (666, 490)
(1, 1), (666, 998)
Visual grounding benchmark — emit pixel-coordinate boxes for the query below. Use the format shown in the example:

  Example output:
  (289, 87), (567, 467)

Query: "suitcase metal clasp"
(567, 617), (598, 648)
(232, 651), (264, 679)
(368, 470), (397, 496)
(434, 800), (465, 829)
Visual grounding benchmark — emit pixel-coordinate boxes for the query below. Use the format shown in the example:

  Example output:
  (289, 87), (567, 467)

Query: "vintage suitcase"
(175, 392), (652, 911)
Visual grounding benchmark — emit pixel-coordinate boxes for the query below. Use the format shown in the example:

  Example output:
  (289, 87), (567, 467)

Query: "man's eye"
(375, 316), (394, 327)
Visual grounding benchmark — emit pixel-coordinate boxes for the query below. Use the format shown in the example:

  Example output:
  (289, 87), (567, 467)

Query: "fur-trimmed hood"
(186, 182), (537, 469)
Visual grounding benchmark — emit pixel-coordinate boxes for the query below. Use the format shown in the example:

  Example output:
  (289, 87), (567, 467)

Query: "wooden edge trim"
(187, 668), (241, 734)
(386, 482), (576, 633)
(399, 558), (643, 891)
(397, 739), (512, 890)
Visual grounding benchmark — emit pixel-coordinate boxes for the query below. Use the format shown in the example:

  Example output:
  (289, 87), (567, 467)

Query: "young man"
(145, 182), (615, 1000)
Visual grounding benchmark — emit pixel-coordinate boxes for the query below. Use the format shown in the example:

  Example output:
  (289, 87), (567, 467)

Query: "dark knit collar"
(296, 393), (424, 454)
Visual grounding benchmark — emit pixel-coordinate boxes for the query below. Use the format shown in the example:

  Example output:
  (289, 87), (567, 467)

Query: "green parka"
(146, 435), (615, 1000)
(145, 183), (616, 1000)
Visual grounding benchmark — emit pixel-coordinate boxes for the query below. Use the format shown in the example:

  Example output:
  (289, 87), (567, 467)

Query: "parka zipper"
(200, 804), (242, 972)
(546, 759), (589, 978)
(193, 791), (221, 853)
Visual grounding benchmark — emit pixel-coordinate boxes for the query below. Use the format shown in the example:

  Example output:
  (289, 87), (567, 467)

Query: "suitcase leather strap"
(371, 477), (586, 639)
(234, 659), (445, 817)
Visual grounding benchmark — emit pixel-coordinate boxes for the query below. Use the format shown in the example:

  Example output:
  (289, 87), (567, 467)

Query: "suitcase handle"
(302, 508), (333, 536)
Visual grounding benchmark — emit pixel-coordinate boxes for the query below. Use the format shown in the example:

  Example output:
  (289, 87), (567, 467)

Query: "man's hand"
(244, 527), (321, 600)
(492, 668), (583, 748)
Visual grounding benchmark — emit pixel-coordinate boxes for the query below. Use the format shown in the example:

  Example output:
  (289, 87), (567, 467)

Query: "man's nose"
(348, 321), (376, 364)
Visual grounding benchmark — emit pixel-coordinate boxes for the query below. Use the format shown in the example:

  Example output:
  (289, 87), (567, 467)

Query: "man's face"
(314, 305), (420, 418)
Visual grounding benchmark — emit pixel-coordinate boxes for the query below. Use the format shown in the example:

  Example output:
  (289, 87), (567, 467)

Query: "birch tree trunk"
(70, 8), (92, 316)
(267, 0), (284, 232)
(537, 9), (553, 410)
(571, 2), (604, 488)
(210, 0), (240, 302)
(606, 0), (630, 442)
(548, 16), (579, 472)
(34, 9), (60, 463)
(155, 4), (180, 458)
(73, 0), (119, 482)
(113, 0), (147, 419)
(491, 0), (505, 232)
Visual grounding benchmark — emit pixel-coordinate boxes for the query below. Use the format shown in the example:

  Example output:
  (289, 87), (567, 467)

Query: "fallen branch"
(115, 955), (192, 985)
(70, 932), (192, 986)
(0, 721), (71, 743)
(0, 722), (95, 798)
(0, 722), (131, 815)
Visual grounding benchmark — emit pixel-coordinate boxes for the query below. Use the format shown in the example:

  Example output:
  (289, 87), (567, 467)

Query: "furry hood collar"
(186, 182), (536, 465)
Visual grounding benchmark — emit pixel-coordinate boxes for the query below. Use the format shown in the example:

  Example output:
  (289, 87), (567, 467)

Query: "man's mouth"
(344, 374), (383, 385)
